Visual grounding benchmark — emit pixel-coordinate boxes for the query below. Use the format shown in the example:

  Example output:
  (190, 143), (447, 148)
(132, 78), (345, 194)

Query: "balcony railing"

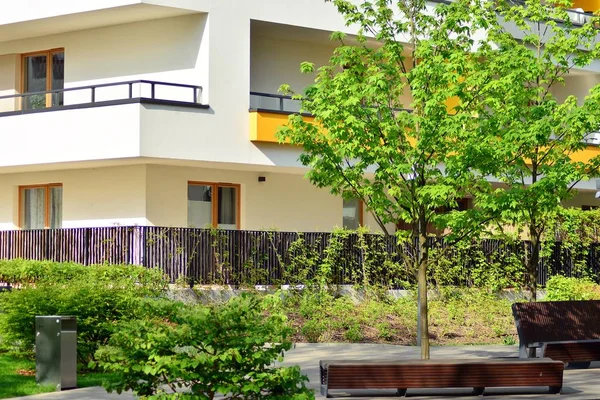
(584, 132), (600, 146)
(250, 92), (302, 114)
(249, 91), (413, 115)
(504, 0), (595, 26)
(0, 80), (207, 116)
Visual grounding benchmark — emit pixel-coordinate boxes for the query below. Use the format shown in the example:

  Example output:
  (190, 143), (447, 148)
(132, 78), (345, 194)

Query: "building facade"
(0, 0), (598, 233)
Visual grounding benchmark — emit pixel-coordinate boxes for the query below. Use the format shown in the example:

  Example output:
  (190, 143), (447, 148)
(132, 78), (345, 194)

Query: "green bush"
(0, 259), (87, 285)
(92, 294), (314, 399)
(0, 259), (165, 288)
(0, 261), (167, 363)
(544, 275), (600, 301)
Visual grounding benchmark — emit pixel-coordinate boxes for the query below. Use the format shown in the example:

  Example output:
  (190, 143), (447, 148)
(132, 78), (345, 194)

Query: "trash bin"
(35, 316), (77, 390)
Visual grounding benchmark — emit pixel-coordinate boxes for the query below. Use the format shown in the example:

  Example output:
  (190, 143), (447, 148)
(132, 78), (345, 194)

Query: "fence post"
(84, 228), (91, 265)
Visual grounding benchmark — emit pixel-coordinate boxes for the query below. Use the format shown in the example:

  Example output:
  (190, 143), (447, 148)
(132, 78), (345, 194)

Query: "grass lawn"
(0, 354), (117, 399)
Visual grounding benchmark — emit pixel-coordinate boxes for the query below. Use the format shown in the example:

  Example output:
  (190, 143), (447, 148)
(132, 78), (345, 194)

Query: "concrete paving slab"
(10, 344), (600, 399)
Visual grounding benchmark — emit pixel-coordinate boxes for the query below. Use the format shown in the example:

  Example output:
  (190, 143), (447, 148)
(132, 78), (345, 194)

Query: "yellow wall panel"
(249, 111), (315, 143)
(571, 0), (600, 12)
(570, 145), (600, 163)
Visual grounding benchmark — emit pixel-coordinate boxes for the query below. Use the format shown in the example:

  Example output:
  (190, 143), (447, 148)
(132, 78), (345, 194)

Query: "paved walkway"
(11, 344), (600, 399)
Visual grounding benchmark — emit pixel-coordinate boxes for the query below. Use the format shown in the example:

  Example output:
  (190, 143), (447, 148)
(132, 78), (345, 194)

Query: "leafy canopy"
(471, 0), (600, 297)
(279, 0), (497, 239)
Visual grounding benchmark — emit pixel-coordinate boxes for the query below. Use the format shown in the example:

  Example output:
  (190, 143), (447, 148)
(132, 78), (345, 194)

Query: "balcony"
(0, 80), (209, 169)
(248, 91), (421, 144)
(249, 92), (316, 143)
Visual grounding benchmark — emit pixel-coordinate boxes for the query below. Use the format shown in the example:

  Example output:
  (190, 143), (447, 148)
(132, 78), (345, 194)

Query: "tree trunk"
(417, 217), (430, 359)
(528, 229), (540, 302)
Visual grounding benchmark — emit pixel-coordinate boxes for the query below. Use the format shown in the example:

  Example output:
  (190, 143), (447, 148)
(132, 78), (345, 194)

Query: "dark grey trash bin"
(35, 316), (77, 390)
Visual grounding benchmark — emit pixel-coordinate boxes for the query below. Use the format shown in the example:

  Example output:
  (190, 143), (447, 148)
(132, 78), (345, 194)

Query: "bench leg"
(520, 344), (536, 358)
(549, 386), (562, 394)
(320, 385), (331, 398)
(473, 387), (485, 396)
(396, 388), (407, 397)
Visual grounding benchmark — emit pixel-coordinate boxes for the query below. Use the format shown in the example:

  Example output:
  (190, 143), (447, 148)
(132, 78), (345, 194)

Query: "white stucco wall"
(0, 54), (19, 112)
(0, 0), (348, 40)
(0, 163), (380, 232)
(0, 1), (142, 26)
(250, 34), (336, 95)
(145, 164), (343, 231)
(0, 165), (148, 230)
(0, 104), (141, 167)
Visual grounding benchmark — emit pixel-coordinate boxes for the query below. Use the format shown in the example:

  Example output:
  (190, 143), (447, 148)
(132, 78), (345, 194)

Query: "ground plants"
(92, 294), (313, 399)
(282, 287), (515, 346)
(0, 354), (118, 399)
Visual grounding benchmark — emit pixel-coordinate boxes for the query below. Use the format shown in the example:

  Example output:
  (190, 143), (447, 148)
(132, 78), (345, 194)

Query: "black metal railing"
(0, 226), (598, 286)
(0, 80), (205, 115)
(250, 91), (413, 115)
(250, 92), (302, 113)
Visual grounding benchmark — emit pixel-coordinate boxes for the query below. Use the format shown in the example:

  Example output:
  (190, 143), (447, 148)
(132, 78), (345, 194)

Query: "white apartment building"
(0, 0), (599, 233)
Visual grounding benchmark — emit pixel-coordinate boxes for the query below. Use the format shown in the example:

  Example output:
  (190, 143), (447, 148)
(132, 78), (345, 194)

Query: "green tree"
(473, 0), (600, 301)
(278, 0), (498, 359)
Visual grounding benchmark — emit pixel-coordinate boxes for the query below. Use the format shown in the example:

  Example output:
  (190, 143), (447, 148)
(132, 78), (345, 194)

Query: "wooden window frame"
(18, 183), (63, 229)
(188, 181), (241, 229)
(21, 48), (64, 109)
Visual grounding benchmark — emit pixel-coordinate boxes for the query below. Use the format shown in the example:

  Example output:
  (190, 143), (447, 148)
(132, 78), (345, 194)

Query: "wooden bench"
(319, 358), (564, 397)
(512, 300), (600, 368)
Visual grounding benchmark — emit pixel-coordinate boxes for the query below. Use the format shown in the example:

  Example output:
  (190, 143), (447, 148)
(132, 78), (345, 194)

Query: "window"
(188, 182), (240, 229)
(19, 184), (63, 229)
(343, 198), (363, 229)
(22, 49), (64, 110)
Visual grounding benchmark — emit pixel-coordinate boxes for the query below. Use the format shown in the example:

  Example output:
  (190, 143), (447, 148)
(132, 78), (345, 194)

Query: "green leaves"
(474, 0), (600, 298)
(93, 294), (314, 399)
(0, 261), (167, 363)
(278, 0), (500, 240)
(299, 62), (315, 74)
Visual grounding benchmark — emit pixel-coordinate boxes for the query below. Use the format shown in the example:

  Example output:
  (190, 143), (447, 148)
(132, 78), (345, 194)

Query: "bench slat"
(544, 341), (600, 363)
(320, 358), (563, 398)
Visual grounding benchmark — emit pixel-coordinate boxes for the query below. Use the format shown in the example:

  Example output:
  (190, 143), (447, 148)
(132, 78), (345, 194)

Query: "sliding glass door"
(22, 49), (64, 110)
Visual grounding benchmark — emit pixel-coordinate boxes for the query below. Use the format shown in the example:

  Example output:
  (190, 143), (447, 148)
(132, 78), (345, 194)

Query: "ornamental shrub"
(0, 261), (167, 363)
(92, 294), (314, 399)
(544, 275), (600, 301)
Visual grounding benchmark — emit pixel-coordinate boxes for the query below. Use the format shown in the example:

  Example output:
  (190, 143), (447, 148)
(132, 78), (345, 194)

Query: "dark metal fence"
(0, 226), (598, 286)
